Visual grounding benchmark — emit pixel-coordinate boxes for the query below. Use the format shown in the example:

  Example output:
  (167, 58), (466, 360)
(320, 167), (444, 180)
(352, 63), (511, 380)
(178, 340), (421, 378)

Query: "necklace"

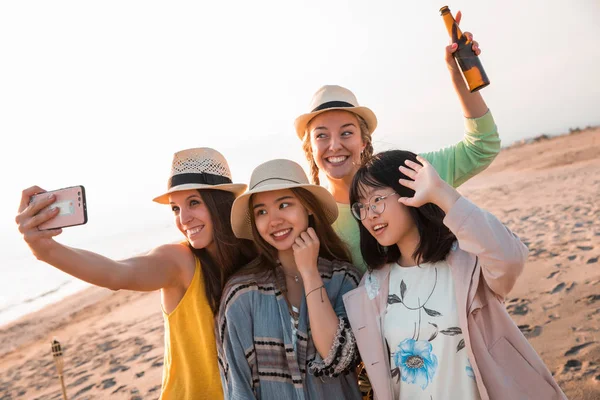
(277, 260), (301, 283)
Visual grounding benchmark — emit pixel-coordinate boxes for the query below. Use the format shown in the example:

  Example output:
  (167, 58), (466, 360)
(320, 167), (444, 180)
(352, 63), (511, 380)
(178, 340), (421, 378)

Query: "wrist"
(431, 182), (461, 213)
(301, 271), (323, 290)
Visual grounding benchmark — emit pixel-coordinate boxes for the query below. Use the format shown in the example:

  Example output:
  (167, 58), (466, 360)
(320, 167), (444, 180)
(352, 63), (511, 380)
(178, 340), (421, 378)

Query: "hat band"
(311, 100), (355, 113)
(169, 172), (232, 189)
(250, 177), (300, 190)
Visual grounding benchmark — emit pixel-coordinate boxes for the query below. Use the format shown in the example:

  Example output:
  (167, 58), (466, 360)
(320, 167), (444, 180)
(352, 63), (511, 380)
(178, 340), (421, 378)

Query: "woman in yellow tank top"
(15, 148), (256, 399)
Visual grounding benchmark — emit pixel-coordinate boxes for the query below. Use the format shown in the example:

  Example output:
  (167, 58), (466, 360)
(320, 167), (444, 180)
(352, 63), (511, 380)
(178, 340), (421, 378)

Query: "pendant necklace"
(277, 260), (301, 283)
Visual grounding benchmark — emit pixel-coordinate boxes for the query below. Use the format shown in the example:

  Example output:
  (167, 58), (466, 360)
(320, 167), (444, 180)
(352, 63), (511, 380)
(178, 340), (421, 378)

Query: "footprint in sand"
(577, 246), (594, 251)
(550, 283), (566, 294)
(563, 359), (582, 373)
(72, 383), (95, 398)
(564, 342), (596, 356)
(506, 298), (531, 316)
(576, 294), (600, 305)
(112, 384), (128, 394)
(100, 377), (117, 390)
(547, 271), (560, 279)
(518, 324), (543, 338)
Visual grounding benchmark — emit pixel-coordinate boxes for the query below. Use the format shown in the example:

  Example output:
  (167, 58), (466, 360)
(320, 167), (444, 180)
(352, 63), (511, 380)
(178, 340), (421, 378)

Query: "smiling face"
(308, 110), (367, 182)
(170, 189), (215, 253)
(251, 189), (310, 252)
(358, 184), (419, 248)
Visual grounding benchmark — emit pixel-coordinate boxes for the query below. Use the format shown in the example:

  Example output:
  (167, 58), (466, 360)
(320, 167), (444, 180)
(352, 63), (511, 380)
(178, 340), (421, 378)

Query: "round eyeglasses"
(351, 192), (399, 221)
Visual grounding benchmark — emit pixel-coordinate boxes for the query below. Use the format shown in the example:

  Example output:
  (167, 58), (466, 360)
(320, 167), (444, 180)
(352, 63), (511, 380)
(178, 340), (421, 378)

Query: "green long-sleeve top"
(333, 110), (501, 273)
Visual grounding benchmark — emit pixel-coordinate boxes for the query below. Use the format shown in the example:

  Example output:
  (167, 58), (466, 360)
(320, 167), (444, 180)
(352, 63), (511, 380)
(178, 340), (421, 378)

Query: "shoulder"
(220, 269), (275, 314)
(145, 242), (195, 274)
(317, 258), (361, 287)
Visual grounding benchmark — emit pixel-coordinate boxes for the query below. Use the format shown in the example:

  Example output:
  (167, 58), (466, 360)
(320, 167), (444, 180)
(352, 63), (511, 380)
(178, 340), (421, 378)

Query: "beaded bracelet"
(305, 284), (325, 302)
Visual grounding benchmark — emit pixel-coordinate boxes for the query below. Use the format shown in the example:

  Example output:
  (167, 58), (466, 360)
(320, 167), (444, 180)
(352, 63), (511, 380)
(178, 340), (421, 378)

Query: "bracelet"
(305, 284), (325, 302)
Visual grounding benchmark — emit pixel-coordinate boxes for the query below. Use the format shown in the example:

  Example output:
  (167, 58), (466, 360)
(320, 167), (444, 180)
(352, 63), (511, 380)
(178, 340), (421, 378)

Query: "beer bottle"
(440, 6), (490, 92)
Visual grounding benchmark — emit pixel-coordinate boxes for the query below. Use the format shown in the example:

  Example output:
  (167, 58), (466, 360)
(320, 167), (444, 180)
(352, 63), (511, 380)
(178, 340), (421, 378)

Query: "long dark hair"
(242, 187), (351, 275)
(349, 150), (456, 270)
(187, 189), (256, 314)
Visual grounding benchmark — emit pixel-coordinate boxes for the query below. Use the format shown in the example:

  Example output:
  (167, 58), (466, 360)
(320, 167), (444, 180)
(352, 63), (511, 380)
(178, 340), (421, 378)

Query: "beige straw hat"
(153, 147), (246, 204)
(231, 159), (339, 240)
(293, 85), (378, 140)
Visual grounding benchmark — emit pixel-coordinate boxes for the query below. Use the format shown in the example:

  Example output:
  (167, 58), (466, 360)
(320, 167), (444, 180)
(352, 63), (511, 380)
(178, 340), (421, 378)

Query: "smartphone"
(31, 185), (88, 230)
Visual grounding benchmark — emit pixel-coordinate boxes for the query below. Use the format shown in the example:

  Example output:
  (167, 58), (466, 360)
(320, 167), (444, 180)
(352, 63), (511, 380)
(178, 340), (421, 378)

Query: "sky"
(1, 0), (599, 272)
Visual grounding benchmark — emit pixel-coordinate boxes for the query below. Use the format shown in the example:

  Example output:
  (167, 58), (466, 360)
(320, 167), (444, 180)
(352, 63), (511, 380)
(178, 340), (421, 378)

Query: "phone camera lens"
(78, 191), (81, 195)
(78, 196), (81, 201)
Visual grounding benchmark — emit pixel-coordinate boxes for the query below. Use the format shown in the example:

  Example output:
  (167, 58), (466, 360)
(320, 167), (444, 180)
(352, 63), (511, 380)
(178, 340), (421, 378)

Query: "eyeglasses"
(351, 192), (398, 221)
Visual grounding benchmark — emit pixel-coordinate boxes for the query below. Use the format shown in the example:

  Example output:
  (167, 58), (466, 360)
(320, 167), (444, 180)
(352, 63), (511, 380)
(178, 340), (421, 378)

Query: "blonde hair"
(302, 111), (373, 185)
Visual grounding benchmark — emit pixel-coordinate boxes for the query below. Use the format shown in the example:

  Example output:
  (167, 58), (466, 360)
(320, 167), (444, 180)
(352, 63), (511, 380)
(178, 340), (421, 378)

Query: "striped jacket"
(217, 257), (363, 400)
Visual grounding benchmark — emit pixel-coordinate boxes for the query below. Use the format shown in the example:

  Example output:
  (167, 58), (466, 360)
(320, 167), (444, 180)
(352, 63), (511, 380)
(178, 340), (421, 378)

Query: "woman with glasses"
(343, 150), (566, 399)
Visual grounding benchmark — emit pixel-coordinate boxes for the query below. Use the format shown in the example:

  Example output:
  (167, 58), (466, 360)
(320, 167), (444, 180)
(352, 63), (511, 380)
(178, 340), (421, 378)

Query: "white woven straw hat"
(293, 85), (378, 140)
(153, 147), (246, 204)
(230, 159), (338, 240)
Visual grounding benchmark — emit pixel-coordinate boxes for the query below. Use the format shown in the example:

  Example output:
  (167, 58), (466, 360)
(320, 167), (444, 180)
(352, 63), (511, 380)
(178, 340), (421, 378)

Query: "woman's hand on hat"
(398, 157), (461, 212)
(292, 227), (320, 278)
(15, 186), (63, 258)
(445, 11), (481, 72)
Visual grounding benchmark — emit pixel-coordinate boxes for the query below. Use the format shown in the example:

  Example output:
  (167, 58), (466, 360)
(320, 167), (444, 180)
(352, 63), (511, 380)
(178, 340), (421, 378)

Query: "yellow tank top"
(160, 256), (223, 399)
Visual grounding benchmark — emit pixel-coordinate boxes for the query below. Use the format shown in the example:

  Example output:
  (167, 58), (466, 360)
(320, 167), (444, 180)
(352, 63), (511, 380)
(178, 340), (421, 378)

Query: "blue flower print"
(394, 338), (438, 390)
(466, 359), (475, 379)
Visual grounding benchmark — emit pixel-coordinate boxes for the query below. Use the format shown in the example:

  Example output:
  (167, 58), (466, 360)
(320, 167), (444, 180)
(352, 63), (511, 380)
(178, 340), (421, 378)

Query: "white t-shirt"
(384, 260), (480, 400)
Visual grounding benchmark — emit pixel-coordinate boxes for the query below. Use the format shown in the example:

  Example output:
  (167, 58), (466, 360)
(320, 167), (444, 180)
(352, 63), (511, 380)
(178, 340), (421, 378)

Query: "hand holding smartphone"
(31, 185), (88, 230)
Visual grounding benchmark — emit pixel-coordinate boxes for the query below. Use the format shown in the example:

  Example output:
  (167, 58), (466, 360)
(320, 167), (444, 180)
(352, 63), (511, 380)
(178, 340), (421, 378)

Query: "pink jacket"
(343, 197), (566, 400)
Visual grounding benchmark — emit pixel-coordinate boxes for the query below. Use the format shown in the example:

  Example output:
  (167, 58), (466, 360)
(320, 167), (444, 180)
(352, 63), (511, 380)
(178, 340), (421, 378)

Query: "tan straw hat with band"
(231, 159), (339, 240)
(293, 85), (378, 140)
(153, 147), (246, 204)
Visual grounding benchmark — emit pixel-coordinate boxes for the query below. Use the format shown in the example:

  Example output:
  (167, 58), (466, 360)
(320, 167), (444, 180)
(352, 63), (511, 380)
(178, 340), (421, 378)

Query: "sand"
(1, 127), (598, 399)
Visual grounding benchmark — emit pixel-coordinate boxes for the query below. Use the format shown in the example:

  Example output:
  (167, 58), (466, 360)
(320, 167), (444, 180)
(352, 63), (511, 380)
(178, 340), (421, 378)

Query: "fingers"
(464, 31), (473, 43)
(18, 186), (47, 213)
(415, 155), (429, 166)
(455, 10), (462, 25)
(18, 206), (60, 234)
(18, 192), (56, 225)
(405, 159), (423, 170)
(399, 166), (417, 180)
(398, 196), (416, 207)
(472, 40), (480, 55)
(399, 178), (415, 190)
(23, 228), (62, 243)
(446, 43), (458, 55)
(306, 227), (318, 242)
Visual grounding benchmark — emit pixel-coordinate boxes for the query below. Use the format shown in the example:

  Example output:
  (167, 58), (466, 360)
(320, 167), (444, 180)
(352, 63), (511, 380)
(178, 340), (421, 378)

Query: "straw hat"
(293, 85), (378, 140)
(153, 148), (246, 204)
(231, 159), (339, 240)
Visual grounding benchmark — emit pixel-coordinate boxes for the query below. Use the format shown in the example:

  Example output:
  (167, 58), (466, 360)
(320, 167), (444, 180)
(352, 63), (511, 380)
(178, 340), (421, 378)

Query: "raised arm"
(399, 157), (527, 298)
(16, 186), (185, 292)
(419, 12), (501, 187)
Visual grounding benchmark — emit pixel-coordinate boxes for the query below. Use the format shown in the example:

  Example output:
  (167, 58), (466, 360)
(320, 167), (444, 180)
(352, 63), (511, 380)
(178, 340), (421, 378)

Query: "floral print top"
(384, 261), (480, 400)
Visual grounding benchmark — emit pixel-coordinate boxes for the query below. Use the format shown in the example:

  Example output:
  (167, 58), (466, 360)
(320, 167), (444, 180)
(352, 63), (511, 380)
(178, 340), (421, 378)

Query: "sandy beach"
(1, 127), (598, 400)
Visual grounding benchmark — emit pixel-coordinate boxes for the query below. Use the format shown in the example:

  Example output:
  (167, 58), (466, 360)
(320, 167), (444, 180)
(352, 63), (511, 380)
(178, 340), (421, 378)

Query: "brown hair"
(242, 187), (351, 275)
(187, 189), (256, 314)
(302, 110), (374, 185)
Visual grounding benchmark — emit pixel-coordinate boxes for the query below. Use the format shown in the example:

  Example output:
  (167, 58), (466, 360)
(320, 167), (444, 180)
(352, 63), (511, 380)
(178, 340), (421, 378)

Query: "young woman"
(343, 150), (566, 399)
(217, 159), (362, 399)
(293, 11), (500, 271)
(15, 148), (256, 400)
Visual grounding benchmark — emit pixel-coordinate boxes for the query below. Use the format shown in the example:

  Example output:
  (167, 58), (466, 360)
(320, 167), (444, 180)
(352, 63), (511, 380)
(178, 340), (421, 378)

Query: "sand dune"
(1, 127), (598, 399)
